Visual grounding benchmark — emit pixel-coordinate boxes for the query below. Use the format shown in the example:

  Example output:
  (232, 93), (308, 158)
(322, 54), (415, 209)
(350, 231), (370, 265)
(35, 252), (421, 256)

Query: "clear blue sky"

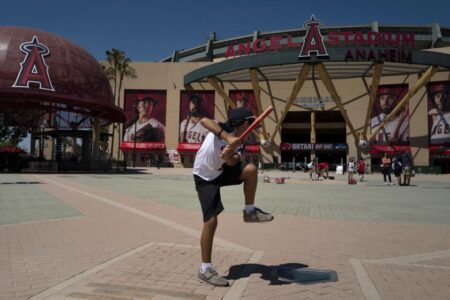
(2, 0), (450, 62)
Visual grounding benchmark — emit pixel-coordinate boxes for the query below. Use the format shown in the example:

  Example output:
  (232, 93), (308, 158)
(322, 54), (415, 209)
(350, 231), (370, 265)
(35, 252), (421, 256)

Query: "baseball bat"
(238, 106), (273, 141)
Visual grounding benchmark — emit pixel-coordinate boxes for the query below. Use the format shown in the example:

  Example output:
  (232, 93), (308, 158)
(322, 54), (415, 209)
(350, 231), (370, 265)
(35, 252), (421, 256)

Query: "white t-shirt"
(179, 118), (209, 143)
(193, 132), (240, 181)
(371, 113), (409, 143)
(430, 112), (450, 144)
(348, 161), (355, 172)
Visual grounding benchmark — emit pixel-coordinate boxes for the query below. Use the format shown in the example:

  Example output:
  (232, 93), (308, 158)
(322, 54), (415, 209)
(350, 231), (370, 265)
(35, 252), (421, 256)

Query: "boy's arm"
(221, 146), (240, 166)
(200, 117), (240, 147)
(200, 117), (241, 166)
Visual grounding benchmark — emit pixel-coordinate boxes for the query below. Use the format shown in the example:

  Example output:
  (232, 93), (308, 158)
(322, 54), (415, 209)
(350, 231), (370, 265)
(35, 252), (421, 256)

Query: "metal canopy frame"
(185, 48), (450, 145)
(185, 48), (450, 85)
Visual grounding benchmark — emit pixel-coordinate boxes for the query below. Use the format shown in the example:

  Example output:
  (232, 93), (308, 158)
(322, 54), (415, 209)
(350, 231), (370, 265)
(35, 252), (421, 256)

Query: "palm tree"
(103, 48), (137, 163)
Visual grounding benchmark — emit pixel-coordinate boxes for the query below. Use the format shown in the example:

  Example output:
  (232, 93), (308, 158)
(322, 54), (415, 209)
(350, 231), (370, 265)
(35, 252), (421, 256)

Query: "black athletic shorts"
(194, 162), (244, 223)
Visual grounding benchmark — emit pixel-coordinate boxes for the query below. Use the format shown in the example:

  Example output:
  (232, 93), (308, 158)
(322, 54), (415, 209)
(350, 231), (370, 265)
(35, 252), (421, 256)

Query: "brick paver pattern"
(1, 169), (450, 299)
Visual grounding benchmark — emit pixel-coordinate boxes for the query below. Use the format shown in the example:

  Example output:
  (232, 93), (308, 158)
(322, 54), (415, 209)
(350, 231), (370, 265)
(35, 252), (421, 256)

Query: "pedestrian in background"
(357, 157), (366, 182)
(348, 157), (356, 183)
(401, 147), (414, 186)
(381, 152), (392, 185)
(392, 156), (403, 186)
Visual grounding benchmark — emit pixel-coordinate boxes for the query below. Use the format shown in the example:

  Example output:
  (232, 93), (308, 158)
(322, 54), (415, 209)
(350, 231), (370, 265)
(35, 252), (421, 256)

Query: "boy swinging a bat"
(193, 107), (274, 287)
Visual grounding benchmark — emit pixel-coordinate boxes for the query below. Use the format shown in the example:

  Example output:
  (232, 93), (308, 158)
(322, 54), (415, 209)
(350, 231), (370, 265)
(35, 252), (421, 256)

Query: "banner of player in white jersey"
(123, 90), (166, 143)
(229, 90), (259, 145)
(179, 91), (215, 144)
(370, 84), (409, 145)
(428, 81), (450, 145)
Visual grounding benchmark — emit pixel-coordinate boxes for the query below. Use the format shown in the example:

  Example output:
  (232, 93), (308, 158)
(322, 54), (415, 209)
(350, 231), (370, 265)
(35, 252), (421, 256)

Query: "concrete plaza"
(1, 168), (450, 299)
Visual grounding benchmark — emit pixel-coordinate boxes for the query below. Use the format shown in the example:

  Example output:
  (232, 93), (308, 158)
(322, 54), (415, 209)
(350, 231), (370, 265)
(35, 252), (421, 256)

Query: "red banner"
(119, 142), (165, 151)
(369, 144), (410, 155)
(245, 145), (260, 153)
(429, 145), (450, 155)
(177, 143), (201, 152)
(176, 143), (260, 153)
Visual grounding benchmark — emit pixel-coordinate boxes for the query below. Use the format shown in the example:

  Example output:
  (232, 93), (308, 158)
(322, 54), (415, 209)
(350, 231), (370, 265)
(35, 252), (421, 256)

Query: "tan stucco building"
(113, 19), (450, 173)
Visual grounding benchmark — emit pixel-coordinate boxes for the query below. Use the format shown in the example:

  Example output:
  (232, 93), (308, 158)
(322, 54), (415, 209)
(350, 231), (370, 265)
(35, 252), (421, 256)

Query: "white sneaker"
(197, 267), (229, 287)
(384, 182), (388, 185)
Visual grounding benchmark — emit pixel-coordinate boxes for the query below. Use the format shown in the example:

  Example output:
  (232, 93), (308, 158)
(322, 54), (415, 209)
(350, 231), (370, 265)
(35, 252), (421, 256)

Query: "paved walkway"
(1, 169), (450, 299)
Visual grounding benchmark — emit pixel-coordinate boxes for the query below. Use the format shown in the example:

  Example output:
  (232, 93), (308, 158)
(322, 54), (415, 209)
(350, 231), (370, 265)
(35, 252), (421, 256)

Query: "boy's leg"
(404, 166), (411, 185)
(239, 163), (258, 205)
(237, 163), (273, 223)
(200, 216), (217, 263)
(198, 214), (228, 287)
(194, 176), (229, 287)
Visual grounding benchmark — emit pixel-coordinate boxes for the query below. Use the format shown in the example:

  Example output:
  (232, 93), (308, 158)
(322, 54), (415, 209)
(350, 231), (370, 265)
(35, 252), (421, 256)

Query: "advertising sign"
(229, 90), (259, 145)
(428, 81), (450, 145)
(370, 84), (409, 144)
(179, 91), (215, 144)
(122, 90), (166, 146)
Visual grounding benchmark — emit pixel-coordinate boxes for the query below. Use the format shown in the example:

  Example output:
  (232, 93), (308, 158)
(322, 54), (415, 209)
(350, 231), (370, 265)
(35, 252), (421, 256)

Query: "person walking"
(307, 158), (317, 180)
(381, 152), (392, 185)
(392, 155), (403, 186)
(401, 147), (414, 186)
(357, 157), (366, 182)
(348, 157), (356, 183)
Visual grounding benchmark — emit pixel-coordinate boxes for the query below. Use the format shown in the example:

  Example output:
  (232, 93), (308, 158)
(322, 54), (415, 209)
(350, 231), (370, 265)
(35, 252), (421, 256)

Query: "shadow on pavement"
(226, 263), (338, 285)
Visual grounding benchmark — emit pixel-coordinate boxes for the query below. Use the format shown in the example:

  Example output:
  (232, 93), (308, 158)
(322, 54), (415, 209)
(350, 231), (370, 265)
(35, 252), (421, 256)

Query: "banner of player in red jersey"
(179, 91), (215, 144)
(370, 84), (409, 145)
(123, 90), (166, 143)
(428, 81), (450, 145)
(229, 90), (259, 145)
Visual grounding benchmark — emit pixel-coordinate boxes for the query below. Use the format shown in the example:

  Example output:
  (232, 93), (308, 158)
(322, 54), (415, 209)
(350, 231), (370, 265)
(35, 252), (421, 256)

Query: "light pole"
(39, 120), (47, 159)
(132, 122), (137, 168)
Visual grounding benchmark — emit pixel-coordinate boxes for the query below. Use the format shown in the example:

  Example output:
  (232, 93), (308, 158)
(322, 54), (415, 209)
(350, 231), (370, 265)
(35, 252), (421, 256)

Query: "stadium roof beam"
(316, 62), (359, 143)
(208, 75), (260, 141)
(369, 65), (437, 140)
(362, 63), (384, 139)
(207, 76), (236, 109)
(270, 63), (311, 143)
(250, 68), (268, 140)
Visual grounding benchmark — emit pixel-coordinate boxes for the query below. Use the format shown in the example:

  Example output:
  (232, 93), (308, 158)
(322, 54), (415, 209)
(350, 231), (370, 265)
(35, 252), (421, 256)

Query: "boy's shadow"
(225, 263), (337, 285)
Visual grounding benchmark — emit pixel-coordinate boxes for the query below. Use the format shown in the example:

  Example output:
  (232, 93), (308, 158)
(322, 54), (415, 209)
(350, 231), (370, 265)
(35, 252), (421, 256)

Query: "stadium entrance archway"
(281, 111), (347, 169)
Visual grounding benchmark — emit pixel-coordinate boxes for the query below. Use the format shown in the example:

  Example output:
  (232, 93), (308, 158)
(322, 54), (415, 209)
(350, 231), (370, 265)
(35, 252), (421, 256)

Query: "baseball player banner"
(122, 90), (166, 144)
(229, 90), (259, 145)
(428, 81), (450, 145)
(370, 84), (409, 145)
(179, 91), (215, 144)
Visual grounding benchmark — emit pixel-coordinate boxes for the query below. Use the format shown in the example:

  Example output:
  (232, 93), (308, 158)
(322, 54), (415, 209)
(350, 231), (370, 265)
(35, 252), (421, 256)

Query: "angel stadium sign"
(225, 15), (414, 64)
